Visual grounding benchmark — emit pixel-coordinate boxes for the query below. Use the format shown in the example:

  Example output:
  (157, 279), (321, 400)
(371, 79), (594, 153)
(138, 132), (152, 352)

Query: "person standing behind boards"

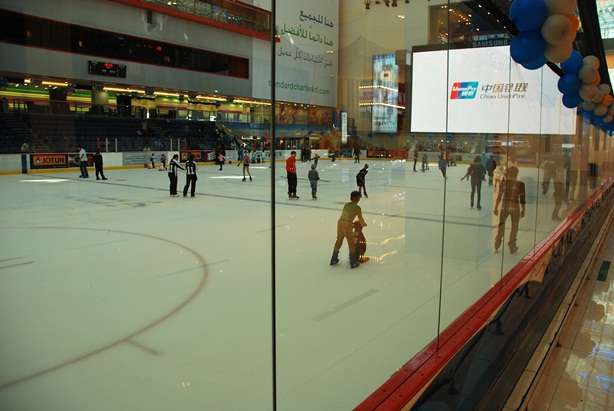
(183, 154), (197, 197)
(93, 150), (107, 180)
(168, 154), (183, 196)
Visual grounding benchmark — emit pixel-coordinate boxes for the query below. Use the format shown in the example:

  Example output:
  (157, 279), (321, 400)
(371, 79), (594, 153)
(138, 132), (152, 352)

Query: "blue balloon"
(561, 51), (583, 74)
(511, 31), (546, 65)
(510, 0), (548, 32)
(521, 54), (547, 70)
(557, 74), (581, 95)
(562, 93), (582, 109)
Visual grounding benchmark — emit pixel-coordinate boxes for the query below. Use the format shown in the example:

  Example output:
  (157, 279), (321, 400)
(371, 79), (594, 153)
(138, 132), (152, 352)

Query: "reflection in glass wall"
(0, 0), (612, 410)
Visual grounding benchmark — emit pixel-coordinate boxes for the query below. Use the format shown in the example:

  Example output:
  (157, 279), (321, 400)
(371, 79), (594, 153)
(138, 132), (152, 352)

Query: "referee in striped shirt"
(183, 154), (198, 197)
(168, 154), (184, 196)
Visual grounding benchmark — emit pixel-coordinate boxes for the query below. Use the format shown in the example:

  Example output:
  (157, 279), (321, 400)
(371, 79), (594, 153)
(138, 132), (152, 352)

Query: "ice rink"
(0, 159), (573, 411)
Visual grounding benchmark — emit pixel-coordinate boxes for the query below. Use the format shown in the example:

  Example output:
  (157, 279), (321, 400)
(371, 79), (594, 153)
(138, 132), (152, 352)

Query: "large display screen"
(410, 46), (576, 135)
(372, 53), (399, 133)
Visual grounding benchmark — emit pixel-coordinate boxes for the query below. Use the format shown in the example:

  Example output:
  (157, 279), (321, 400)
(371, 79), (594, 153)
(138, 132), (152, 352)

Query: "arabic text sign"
(275, 1), (339, 107)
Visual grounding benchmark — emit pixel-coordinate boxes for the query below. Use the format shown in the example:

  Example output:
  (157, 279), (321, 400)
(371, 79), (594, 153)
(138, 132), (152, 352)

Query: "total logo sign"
(450, 82), (479, 100)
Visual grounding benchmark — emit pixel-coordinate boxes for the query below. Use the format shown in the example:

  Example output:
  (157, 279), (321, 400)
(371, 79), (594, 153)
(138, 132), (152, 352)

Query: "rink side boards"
(354, 177), (614, 411)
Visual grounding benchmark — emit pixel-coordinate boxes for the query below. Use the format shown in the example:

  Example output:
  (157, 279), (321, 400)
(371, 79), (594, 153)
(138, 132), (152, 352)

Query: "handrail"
(355, 177), (614, 410)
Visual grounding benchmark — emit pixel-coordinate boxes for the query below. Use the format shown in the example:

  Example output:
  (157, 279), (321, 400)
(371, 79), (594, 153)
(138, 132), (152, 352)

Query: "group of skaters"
(166, 153), (198, 197)
(76, 147), (107, 180)
(215, 147), (254, 182)
(284, 150), (370, 201)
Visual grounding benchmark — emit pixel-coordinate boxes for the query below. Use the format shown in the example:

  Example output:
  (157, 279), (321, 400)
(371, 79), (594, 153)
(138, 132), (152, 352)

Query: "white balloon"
(579, 85), (599, 101)
(583, 55), (600, 70)
(579, 66), (600, 84)
(595, 104), (608, 117)
(582, 101), (596, 111)
(545, 0), (577, 15)
(591, 91), (606, 104)
(541, 14), (575, 45)
(599, 84), (611, 95)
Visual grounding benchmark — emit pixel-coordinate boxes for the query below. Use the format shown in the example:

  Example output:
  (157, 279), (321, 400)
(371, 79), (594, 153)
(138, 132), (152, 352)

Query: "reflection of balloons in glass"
(545, 0), (578, 15)
(579, 66), (600, 85)
(583, 55), (600, 69)
(541, 14), (575, 45)
(561, 50), (583, 74)
(510, 0), (548, 31)
(545, 42), (573, 63)
(562, 93), (581, 108)
(558, 74), (581, 95)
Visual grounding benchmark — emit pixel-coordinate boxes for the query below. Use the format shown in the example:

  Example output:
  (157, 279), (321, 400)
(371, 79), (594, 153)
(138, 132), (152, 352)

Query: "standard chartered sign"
(275, 1), (339, 107)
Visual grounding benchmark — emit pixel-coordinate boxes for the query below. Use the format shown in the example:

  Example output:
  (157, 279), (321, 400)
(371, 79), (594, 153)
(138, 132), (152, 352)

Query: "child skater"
(308, 164), (320, 200)
(353, 221), (368, 263)
(330, 191), (367, 269)
(241, 150), (252, 182)
(160, 153), (167, 171)
(217, 152), (225, 171)
(168, 154), (184, 196)
(150, 153), (156, 169)
(356, 164), (369, 198)
(422, 153), (429, 172)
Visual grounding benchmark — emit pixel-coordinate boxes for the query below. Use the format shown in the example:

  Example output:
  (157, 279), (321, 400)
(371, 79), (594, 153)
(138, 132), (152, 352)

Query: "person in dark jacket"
(413, 150), (419, 172)
(356, 164), (369, 198)
(461, 156), (486, 210)
(168, 154), (184, 196)
(93, 150), (107, 180)
(183, 154), (198, 197)
(308, 164), (320, 200)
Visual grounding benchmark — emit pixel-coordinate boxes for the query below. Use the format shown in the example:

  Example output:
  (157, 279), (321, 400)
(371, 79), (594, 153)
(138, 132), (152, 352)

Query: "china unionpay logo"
(450, 82), (479, 99)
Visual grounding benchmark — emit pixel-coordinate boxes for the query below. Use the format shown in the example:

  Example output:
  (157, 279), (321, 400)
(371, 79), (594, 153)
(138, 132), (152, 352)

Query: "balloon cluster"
(559, 50), (614, 125)
(509, 0), (614, 132)
(510, 0), (578, 70)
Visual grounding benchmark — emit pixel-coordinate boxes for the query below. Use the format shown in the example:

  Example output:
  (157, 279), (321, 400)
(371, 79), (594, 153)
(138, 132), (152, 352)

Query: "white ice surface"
(0, 160), (574, 411)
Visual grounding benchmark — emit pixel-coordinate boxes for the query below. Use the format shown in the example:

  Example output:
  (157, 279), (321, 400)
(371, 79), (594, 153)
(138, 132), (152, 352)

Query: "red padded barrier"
(355, 178), (613, 411)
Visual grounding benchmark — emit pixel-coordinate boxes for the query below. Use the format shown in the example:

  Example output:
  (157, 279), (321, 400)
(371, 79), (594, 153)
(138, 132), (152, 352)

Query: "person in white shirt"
(78, 147), (89, 178)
